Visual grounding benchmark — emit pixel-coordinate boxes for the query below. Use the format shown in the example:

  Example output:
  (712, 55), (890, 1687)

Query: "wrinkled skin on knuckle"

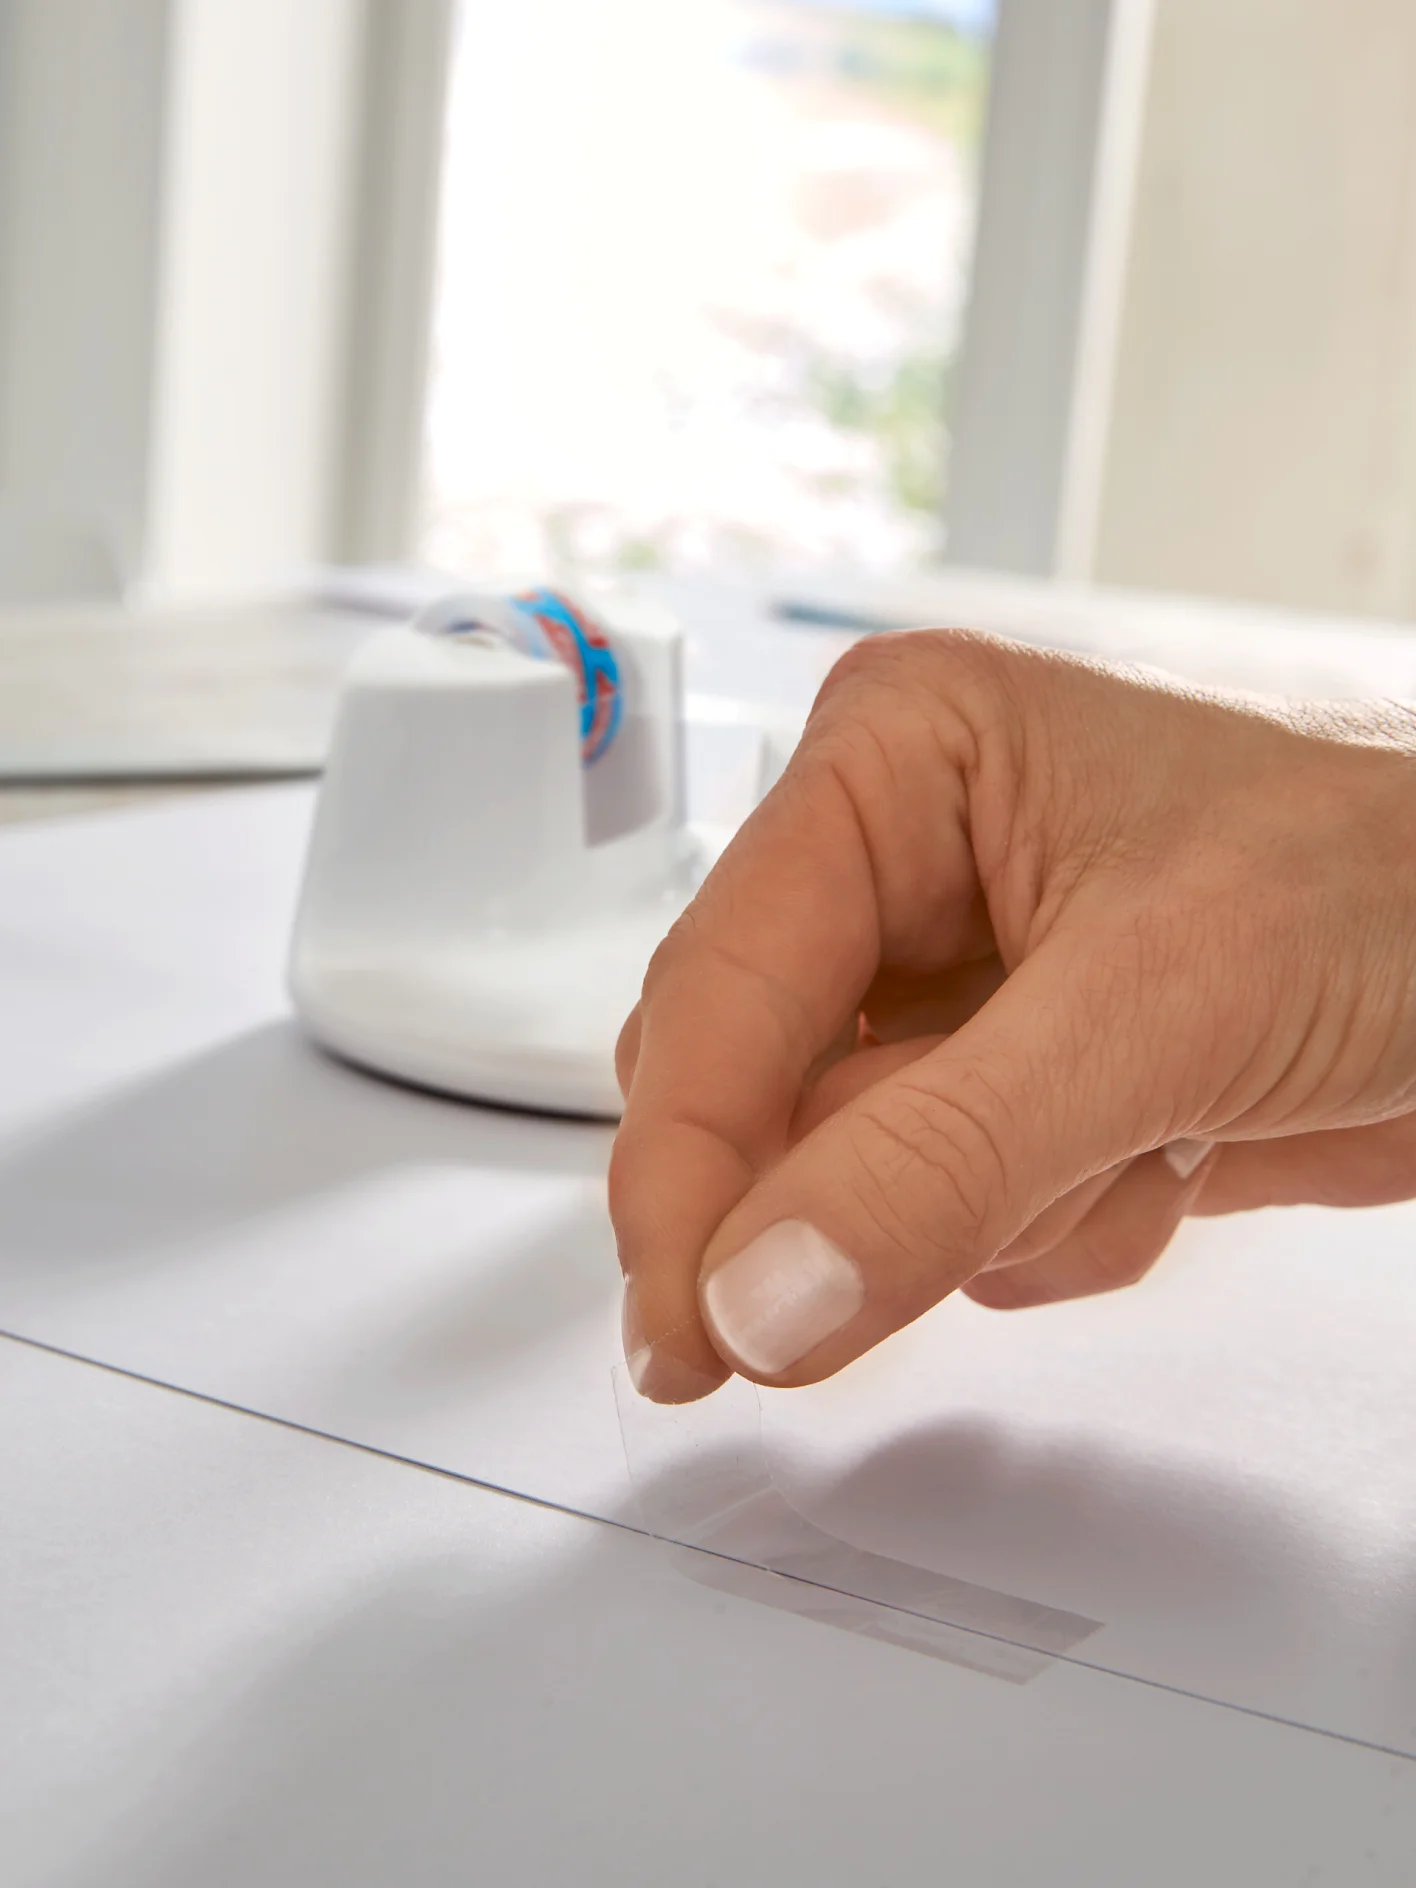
(1276, 748), (1416, 1119)
(803, 630), (1172, 982)
(842, 1080), (1012, 1287)
(800, 648), (994, 970)
(810, 625), (990, 712)
(808, 628), (1008, 777)
(1019, 909), (1193, 1148)
(1159, 812), (1414, 1136)
(811, 632), (1126, 970)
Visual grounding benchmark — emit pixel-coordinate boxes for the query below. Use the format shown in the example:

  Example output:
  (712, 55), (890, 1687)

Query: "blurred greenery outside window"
(419, 0), (994, 585)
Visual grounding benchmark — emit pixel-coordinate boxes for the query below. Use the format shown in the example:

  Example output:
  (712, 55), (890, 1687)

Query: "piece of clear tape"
(613, 1364), (1101, 1681)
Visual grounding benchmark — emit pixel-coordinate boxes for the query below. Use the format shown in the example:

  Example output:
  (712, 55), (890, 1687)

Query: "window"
(418, 0), (995, 587)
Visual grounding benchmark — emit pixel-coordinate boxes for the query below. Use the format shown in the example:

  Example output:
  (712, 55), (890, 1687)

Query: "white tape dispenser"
(289, 584), (780, 1118)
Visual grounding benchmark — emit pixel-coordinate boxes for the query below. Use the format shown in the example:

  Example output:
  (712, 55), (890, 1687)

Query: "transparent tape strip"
(613, 1365), (1101, 1682)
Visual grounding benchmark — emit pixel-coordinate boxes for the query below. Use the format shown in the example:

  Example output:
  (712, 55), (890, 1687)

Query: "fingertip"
(625, 1348), (732, 1403)
(621, 1281), (732, 1403)
(622, 1337), (732, 1403)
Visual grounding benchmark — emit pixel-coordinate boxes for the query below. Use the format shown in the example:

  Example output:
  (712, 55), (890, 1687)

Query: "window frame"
(0, 0), (1141, 597)
(944, 0), (1156, 578)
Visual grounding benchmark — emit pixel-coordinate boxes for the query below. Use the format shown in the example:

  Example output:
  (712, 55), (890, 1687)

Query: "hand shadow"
(0, 1021), (616, 1376)
(9, 1504), (932, 1888)
(781, 1414), (1416, 1746)
(18, 1430), (1416, 1888)
(613, 1367), (1416, 1736)
(0, 1019), (609, 1266)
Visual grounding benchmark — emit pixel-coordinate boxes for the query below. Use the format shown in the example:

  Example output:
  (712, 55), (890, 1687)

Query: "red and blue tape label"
(508, 588), (622, 765)
(422, 586), (623, 766)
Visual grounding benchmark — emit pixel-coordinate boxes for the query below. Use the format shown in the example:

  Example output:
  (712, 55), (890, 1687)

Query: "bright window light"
(419, 0), (994, 584)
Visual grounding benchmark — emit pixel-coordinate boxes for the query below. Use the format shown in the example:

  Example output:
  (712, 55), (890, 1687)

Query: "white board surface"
(4, 785), (1416, 1757)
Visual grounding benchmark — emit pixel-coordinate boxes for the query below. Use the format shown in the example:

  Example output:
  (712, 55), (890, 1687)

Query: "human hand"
(610, 631), (1416, 1401)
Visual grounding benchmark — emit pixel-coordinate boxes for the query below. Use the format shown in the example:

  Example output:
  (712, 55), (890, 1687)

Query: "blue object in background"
(777, 0), (996, 33)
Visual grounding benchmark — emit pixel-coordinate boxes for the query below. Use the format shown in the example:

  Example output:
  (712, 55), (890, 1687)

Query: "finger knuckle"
(812, 633), (913, 709)
(816, 624), (997, 696)
(844, 1081), (1011, 1274)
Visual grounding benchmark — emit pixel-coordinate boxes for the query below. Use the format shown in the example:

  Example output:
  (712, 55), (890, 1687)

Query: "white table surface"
(6, 591), (1416, 1879)
(5, 1334), (1416, 1888)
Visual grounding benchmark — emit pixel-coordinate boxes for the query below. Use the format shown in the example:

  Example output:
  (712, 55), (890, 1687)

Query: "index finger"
(610, 755), (880, 1401)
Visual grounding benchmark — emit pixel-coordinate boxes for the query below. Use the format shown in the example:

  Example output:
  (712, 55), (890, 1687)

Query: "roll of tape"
(416, 586), (623, 765)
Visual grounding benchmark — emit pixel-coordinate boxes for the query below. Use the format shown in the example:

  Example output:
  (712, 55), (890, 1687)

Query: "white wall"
(0, 0), (171, 580)
(1093, 0), (1416, 618)
(0, 0), (452, 603)
(142, 0), (366, 598)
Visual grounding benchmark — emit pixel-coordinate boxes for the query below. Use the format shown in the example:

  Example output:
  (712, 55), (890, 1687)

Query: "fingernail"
(701, 1220), (865, 1376)
(1163, 1138), (1212, 1181)
(621, 1282), (651, 1393)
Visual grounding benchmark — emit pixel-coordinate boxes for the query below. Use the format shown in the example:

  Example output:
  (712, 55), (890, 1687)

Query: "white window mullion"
(333, 0), (456, 567)
(944, 0), (1152, 580)
(142, 0), (368, 600)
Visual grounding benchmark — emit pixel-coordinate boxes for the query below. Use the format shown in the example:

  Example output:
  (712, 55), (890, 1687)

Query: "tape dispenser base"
(289, 585), (763, 1119)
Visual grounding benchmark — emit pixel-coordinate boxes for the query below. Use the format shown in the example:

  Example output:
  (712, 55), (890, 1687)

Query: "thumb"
(698, 931), (1186, 1384)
